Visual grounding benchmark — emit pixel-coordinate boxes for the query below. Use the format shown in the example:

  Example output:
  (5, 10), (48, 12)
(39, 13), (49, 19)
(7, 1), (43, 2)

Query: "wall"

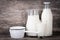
(0, 0), (60, 34)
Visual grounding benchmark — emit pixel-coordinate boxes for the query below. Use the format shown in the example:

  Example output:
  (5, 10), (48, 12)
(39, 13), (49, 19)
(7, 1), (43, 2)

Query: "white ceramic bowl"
(9, 26), (25, 39)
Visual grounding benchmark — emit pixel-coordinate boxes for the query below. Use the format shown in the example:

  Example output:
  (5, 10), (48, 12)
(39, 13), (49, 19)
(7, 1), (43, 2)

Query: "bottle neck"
(44, 4), (50, 9)
(28, 9), (39, 15)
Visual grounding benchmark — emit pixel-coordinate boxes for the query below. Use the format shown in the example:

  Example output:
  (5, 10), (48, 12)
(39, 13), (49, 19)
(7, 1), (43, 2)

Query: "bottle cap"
(44, 2), (50, 4)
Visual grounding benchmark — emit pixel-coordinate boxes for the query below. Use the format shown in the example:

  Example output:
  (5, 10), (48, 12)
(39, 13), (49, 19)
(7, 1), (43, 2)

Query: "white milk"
(34, 15), (45, 36)
(26, 9), (41, 36)
(26, 15), (37, 36)
(9, 26), (25, 38)
(41, 2), (53, 36)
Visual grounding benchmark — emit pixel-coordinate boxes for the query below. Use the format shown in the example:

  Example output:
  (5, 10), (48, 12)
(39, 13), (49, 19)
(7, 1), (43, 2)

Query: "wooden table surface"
(0, 31), (60, 40)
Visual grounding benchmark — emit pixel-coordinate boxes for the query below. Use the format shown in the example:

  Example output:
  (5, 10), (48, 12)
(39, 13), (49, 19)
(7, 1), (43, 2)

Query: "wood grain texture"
(0, 0), (60, 34)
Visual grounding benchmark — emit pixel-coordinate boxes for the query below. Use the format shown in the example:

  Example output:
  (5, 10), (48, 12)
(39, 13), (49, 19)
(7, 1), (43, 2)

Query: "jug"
(26, 9), (41, 36)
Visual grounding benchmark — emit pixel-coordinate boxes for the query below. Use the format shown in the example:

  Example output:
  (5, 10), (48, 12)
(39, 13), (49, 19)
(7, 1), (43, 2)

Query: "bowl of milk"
(9, 26), (25, 39)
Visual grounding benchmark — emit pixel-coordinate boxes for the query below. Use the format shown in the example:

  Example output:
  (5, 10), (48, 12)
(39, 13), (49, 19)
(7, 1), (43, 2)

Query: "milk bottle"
(26, 9), (41, 36)
(41, 2), (53, 36)
(34, 10), (45, 37)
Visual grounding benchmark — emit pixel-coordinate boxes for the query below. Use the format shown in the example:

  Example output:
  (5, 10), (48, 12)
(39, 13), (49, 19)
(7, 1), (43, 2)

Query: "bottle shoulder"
(41, 8), (53, 17)
(43, 8), (51, 11)
(42, 8), (52, 14)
